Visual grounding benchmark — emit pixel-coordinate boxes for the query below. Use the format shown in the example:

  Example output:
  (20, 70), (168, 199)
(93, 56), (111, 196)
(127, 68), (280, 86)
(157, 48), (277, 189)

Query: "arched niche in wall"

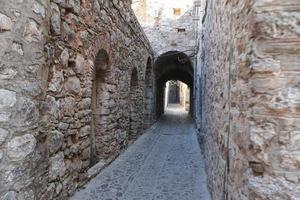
(144, 57), (154, 129)
(129, 67), (139, 141)
(90, 49), (110, 166)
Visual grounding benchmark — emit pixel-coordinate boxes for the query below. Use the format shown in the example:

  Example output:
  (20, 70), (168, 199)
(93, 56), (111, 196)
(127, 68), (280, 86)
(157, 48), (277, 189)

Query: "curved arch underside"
(158, 69), (192, 88)
(155, 51), (193, 86)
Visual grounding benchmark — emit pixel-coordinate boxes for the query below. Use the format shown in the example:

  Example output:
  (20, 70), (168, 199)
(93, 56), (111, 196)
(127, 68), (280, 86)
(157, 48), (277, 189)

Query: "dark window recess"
(177, 28), (186, 33)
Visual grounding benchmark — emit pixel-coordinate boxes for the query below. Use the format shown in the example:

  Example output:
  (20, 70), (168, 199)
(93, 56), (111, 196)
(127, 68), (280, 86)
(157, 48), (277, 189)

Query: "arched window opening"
(90, 49), (109, 167)
(94, 49), (109, 81)
(130, 68), (138, 87)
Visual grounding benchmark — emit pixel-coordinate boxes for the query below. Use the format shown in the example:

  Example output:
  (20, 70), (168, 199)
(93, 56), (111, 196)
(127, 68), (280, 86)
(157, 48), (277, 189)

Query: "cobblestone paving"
(71, 105), (211, 200)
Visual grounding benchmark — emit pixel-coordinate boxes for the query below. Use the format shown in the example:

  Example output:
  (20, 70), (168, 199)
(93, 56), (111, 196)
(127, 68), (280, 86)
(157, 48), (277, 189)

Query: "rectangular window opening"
(173, 8), (181, 16)
(177, 28), (186, 33)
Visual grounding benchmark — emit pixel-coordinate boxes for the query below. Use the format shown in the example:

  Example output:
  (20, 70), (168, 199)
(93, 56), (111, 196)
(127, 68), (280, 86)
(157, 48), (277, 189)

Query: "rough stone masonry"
(195, 0), (300, 199)
(0, 0), (154, 199)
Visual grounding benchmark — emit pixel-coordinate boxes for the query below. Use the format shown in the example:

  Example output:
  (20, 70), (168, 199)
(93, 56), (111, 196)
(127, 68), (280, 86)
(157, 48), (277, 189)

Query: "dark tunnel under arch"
(154, 51), (194, 118)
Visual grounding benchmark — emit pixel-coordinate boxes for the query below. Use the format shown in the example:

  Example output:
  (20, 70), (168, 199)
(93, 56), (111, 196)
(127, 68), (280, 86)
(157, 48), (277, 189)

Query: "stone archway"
(129, 67), (139, 141)
(154, 51), (194, 118)
(144, 57), (154, 129)
(90, 49), (110, 166)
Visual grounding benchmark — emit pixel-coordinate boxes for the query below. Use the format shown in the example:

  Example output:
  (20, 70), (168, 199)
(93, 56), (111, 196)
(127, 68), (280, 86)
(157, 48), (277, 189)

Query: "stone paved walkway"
(71, 105), (211, 200)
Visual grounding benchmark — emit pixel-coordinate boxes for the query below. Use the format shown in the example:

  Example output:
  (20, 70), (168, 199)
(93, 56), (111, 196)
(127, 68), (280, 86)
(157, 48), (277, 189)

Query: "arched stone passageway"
(91, 49), (110, 165)
(154, 51), (194, 118)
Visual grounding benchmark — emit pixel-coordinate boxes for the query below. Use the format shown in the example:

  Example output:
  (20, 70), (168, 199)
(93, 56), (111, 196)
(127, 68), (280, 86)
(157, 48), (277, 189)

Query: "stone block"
(23, 19), (42, 43)
(74, 53), (85, 75)
(7, 134), (36, 161)
(0, 150), (3, 161)
(59, 97), (76, 117)
(0, 68), (17, 80)
(12, 42), (23, 56)
(79, 125), (90, 138)
(64, 77), (81, 95)
(87, 160), (106, 179)
(290, 131), (300, 150)
(0, 13), (12, 32)
(17, 189), (35, 200)
(78, 98), (91, 110)
(0, 128), (9, 145)
(48, 66), (64, 93)
(0, 112), (11, 122)
(249, 176), (293, 199)
(58, 122), (69, 130)
(80, 147), (90, 159)
(0, 89), (16, 109)
(279, 151), (300, 170)
(47, 130), (64, 155)
(41, 95), (59, 118)
(51, 3), (61, 35)
(1, 191), (17, 200)
(60, 48), (69, 66)
(32, 2), (46, 18)
(11, 98), (39, 126)
(49, 152), (66, 180)
(66, 0), (81, 14)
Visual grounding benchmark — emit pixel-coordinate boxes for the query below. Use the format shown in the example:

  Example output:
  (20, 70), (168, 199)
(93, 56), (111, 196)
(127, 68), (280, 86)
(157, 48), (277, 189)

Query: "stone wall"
(132, 0), (195, 56)
(0, 0), (154, 199)
(196, 0), (300, 199)
(179, 82), (190, 111)
(0, 0), (50, 199)
(248, 1), (300, 199)
(197, 1), (241, 198)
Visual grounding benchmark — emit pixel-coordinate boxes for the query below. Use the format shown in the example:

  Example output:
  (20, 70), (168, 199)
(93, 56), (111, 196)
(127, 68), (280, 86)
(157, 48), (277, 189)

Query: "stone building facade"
(132, 0), (195, 56)
(196, 0), (300, 199)
(0, 0), (154, 199)
(132, 0), (195, 118)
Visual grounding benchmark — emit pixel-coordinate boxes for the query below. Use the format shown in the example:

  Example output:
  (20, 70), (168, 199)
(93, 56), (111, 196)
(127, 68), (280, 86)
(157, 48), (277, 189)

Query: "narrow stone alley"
(1, 0), (300, 199)
(71, 104), (210, 200)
